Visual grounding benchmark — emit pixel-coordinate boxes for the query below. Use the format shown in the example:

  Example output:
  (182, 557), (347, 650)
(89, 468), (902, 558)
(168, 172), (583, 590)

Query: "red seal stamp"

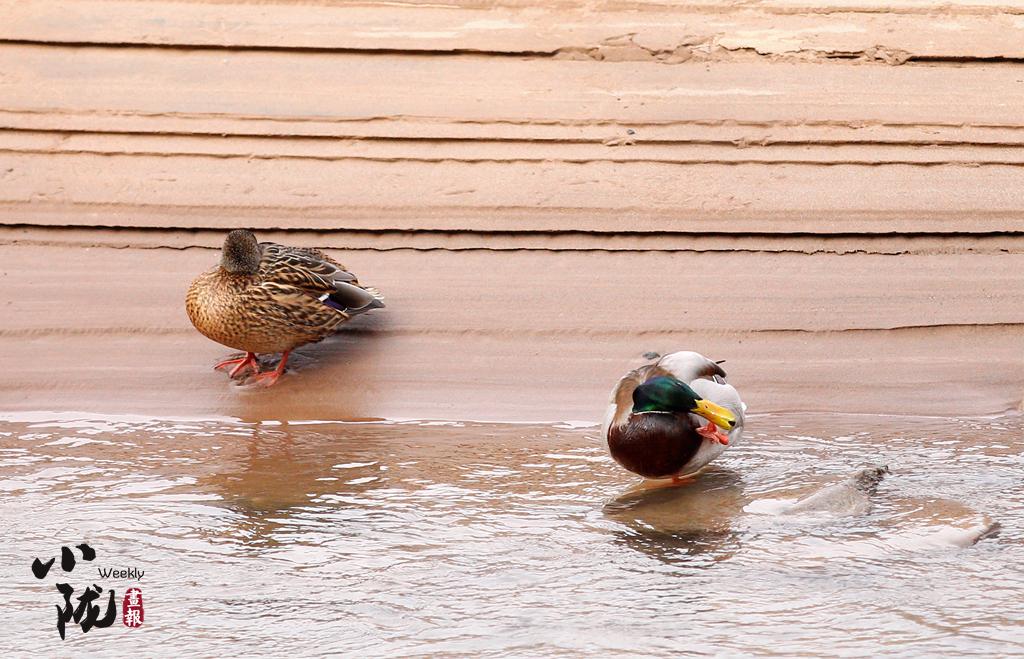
(122, 587), (144, 628)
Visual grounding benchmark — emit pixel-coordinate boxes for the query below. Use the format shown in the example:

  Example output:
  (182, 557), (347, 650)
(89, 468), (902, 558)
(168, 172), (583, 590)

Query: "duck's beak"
(691, 399), (737, 431)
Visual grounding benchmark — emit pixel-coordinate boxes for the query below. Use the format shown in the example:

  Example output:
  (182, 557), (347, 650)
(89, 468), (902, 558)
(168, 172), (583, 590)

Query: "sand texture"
(1, 1), (1021, 421)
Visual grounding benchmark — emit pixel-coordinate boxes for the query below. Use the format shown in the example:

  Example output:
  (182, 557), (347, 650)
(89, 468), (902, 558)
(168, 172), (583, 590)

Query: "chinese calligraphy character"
(54, 583), (117, 640)
(31, 543), (95, 580)
(30, 543), (116, 640)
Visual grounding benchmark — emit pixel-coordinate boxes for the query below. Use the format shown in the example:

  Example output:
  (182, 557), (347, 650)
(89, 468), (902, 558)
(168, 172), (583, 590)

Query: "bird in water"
(185, 229), (384, 386)
(602, 351), (745, 482)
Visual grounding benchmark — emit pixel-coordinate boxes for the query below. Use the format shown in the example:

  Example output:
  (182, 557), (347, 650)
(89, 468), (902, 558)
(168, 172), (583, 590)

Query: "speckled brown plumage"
(185, 230), (383, 380)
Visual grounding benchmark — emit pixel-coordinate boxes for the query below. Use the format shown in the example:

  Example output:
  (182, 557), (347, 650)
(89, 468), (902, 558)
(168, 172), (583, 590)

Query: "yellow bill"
(691, 399), (736, 431)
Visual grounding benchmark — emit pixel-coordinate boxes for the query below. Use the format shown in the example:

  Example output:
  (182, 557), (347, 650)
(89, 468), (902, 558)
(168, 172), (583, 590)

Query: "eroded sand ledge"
(1, 0), (1022, 421)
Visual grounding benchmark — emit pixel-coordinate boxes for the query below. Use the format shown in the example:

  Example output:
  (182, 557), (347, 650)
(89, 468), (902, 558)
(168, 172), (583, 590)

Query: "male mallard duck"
(602, 351), (745, 482)
(185, 229), (384, 386)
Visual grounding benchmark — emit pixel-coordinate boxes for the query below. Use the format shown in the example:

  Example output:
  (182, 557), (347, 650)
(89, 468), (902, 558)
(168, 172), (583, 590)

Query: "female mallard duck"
(602, 351), (745, 482)
(185, 229), (384, 386)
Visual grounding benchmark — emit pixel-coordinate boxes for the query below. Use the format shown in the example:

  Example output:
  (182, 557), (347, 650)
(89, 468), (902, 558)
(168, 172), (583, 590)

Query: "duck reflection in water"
(604, 468), (747, 564)
(198, 424), (391, 550)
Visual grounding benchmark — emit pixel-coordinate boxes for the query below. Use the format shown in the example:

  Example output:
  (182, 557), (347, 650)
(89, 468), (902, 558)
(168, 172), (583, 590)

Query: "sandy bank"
(1, 1), (1022, 421)
(2, 238), (1020, 422)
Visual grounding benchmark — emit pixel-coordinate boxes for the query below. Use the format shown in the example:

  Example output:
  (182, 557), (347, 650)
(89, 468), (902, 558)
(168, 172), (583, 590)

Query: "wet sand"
(2, 234), (1021, 420)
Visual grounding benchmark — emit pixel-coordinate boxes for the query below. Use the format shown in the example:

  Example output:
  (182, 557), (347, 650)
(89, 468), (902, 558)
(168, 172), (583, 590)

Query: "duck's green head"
(632, 376), (737, 431)
(221, 229), (261, 275)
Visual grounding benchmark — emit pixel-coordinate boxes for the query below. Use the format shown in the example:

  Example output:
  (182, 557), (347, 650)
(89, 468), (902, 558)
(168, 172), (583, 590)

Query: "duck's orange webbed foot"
(214, 352), (260, 379)
(248, 351), (290, 387)
(696, 421), (730, 445)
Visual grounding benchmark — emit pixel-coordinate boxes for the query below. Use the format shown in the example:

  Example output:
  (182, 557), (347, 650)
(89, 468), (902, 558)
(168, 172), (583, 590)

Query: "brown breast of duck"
(185, 269), (343, 355)
(607, 412), (703, 480)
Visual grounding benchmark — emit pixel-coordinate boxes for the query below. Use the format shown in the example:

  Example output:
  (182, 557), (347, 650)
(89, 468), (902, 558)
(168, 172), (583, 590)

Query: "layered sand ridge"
(1, 0), (1022, 421)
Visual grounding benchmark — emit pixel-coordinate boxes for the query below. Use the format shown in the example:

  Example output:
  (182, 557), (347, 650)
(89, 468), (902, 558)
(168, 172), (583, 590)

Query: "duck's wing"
(601, 363), (672, 436)
(258, 242), (384, 316)
(657, 351), (727, 384)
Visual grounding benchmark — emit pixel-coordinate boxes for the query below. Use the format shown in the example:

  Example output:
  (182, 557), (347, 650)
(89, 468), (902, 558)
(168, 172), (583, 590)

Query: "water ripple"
(0, 413), (1021, 656)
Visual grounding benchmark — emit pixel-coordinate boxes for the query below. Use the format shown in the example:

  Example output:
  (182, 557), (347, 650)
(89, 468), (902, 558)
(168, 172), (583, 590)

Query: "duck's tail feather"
(321, 282), (385, 315)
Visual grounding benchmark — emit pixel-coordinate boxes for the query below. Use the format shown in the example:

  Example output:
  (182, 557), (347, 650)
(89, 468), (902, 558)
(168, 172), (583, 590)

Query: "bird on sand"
(185, 229), (384, 386)
(602, 351), (745, 482)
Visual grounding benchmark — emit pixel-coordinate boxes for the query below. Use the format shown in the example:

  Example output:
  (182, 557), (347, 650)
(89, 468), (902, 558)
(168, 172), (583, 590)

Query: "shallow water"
(1, 412), (1021, 657)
